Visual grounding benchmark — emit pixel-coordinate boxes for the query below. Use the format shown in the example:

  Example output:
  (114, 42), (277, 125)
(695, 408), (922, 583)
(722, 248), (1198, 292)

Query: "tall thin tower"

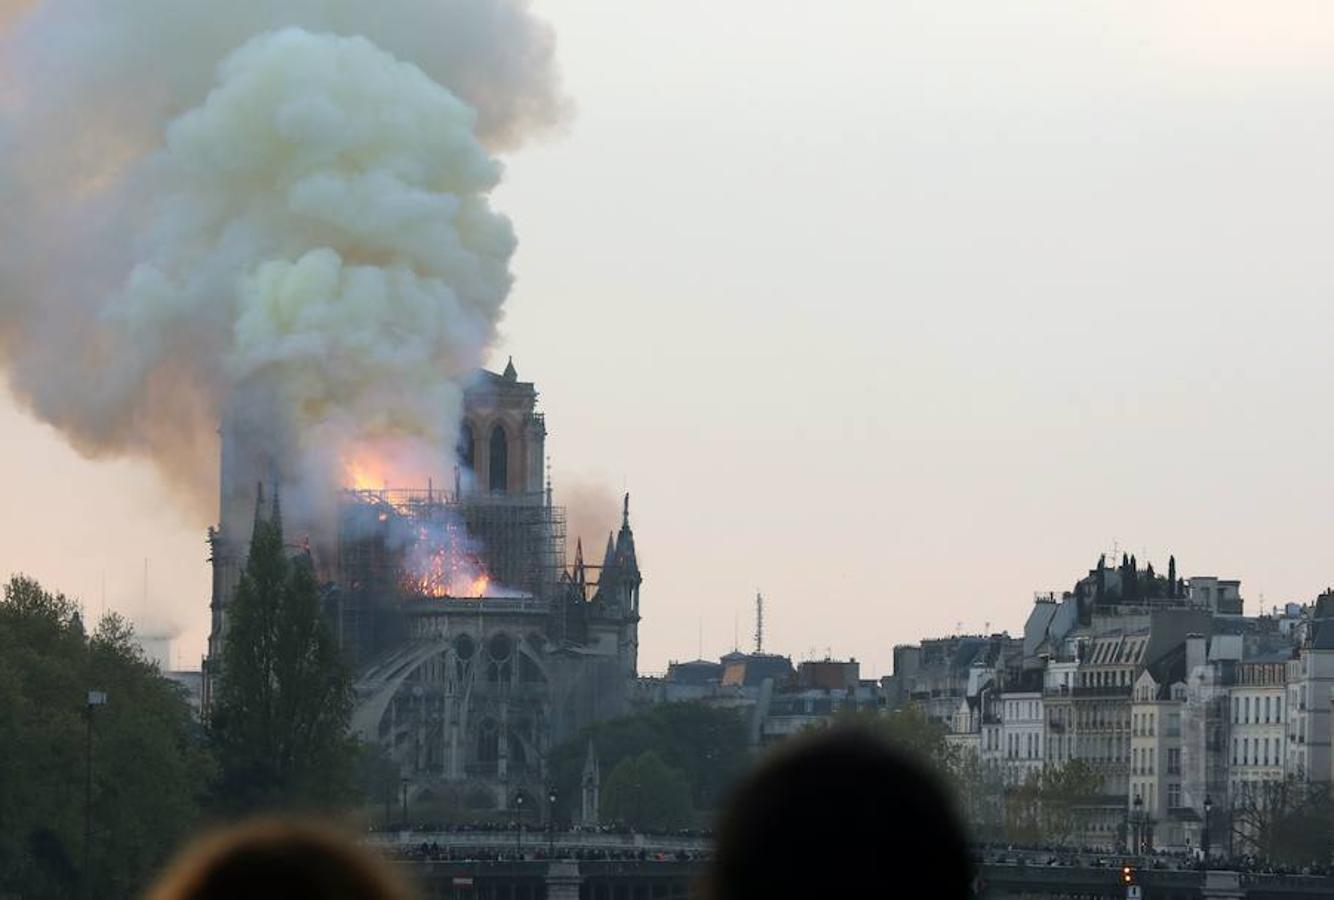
(754, 591), (764, 654)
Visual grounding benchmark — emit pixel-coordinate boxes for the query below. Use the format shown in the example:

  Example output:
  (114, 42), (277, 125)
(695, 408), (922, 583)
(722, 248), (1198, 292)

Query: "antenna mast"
(754, 591), (764, 654)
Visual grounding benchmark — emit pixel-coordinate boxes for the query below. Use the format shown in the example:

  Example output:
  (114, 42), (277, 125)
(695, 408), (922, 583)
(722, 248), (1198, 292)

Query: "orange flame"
(344, 456), (390, 491)
(406, 525), (492, 599)
(341, 438), (443, 493)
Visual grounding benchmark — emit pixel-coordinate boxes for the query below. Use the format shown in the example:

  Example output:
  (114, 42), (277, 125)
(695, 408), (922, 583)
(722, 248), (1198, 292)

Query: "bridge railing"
(368, 829), (712, 855)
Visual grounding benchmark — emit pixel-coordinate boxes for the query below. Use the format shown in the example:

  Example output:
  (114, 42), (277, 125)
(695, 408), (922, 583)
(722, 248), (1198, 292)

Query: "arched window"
(457, 422), (475, 470)
(489, 425), (508, 492)
(508, 733), (527, 766)
(478, 719), (499, 763)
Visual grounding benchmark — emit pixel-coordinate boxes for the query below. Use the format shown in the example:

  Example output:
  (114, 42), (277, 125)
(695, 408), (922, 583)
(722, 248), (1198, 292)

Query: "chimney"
(1186, 633), (1206, 674)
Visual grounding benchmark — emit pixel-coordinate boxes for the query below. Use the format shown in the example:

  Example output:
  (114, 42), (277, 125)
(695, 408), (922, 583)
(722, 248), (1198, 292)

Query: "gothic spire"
(615, 492), (638, 574)
(270, 480), (282, 535)
(251, 481), (266, 541)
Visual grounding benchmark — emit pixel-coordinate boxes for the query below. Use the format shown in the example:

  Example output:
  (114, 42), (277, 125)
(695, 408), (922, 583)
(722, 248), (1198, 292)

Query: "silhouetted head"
(711, 728), (973, 900)
(148, 818), (415, 900)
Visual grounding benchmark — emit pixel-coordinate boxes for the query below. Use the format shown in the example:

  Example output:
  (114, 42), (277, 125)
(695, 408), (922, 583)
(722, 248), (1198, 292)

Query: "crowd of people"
(1223, 856), (1334, 879)
(974, 840), (1334, 878)
(383, 843), (708, 863)
(369, 820), (712, 840)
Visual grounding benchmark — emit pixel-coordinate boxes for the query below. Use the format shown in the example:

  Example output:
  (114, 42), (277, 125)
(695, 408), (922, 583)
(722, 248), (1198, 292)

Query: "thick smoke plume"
(0, 1), (564, 527)
(560, 477), (621, 567)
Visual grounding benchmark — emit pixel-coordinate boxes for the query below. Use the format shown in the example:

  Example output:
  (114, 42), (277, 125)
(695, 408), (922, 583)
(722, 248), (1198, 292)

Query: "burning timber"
(330, 483), (568, 667)
(204, 362), (642, 812)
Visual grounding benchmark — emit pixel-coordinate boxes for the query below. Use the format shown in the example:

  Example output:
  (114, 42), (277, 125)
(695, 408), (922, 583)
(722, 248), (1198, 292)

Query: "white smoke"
(0, 1), (564, 525)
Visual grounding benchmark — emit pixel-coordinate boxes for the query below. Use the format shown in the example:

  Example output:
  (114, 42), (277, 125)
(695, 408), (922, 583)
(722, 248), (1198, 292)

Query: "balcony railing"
(1071, 685), (1132, 697)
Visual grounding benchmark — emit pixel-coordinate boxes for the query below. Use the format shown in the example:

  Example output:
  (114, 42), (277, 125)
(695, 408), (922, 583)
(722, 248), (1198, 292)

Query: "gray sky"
(4, 1), (1334, 673)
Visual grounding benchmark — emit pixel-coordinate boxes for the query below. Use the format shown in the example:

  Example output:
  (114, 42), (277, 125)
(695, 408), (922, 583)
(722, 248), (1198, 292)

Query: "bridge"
(375, 832), (1334, 899)
(390, 859), (1334, 900)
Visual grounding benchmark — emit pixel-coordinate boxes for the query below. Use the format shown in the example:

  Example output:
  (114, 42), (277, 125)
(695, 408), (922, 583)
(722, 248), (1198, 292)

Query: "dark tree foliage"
(209, 509), (358, 813)
(1090, 553), (1177, 603)
(1124, 555), (1140, 602)
(825, 704), (955, 773)
(356, 742), (403, 826)
(0, 575), (210, 900)
(547, 703), (748, 822)
(1231, 777), (1334, 865)
(600, 751), (693, 831)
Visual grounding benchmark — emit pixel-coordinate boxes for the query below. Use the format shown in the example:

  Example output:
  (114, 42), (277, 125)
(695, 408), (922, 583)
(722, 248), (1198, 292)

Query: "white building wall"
(1286, 649), (1334, 783)
(1000, 690), (1044, 785)
(1228, 684), (1286, 798)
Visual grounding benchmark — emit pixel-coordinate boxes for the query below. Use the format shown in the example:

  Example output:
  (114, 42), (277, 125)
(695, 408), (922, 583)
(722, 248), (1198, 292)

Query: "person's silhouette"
(148, 818), (416, 900)
(710, 728), (973, 899)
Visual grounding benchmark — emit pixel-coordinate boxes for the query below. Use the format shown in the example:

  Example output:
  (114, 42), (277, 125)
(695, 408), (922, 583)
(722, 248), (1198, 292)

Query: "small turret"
(614, 493), (638, 575)
(573, 538), (586, 591)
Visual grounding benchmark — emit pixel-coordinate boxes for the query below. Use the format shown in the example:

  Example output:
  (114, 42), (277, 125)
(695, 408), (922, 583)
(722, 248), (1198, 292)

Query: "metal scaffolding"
(331, 487), (567, 664)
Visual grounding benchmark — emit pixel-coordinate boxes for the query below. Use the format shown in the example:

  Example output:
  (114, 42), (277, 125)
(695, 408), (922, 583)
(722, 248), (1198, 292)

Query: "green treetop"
(209, 500), (357, 813)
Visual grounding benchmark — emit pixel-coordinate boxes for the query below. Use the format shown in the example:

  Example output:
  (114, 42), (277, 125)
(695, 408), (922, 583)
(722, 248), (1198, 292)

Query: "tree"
(1004, 773), (1043, 843)
(600, 751), (693, 831)
(0, 575), (210, 900)
(209, 505), (357, 812)
(1231, 777), (1334, 865)
(356, 742), (403, 827)
(824, 704), (956, 775)
(1033, 759), (1101, 844)
(548, 702), (749, 822)
(950, 751), (1007, 841)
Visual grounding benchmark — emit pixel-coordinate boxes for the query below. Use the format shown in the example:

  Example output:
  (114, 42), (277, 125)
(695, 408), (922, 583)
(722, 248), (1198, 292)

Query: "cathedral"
(204, 360), (642, 811)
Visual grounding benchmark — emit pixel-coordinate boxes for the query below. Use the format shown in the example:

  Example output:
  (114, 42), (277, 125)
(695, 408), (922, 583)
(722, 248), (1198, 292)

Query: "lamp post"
(547, 787), (558, 858)
(400, 777), (409, 826)
(514, 792), (525, 858)
(1132, 795), (1144, 856)
(83, 690), (106, 900)
(1202, 795), (1213, 863)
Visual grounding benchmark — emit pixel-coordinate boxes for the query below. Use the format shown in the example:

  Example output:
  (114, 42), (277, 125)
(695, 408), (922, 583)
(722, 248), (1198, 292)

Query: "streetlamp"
(547, 787), (558, 858)
(514, 792), (525, 858)
(1202, 795), (1213, 863)
(84, 690), (106, 900)
(400, 777), (410, 826)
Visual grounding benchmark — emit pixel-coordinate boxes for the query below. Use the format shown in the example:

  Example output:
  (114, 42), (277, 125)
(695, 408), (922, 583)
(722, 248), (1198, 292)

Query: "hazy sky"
(4, 2), (1334, 674)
